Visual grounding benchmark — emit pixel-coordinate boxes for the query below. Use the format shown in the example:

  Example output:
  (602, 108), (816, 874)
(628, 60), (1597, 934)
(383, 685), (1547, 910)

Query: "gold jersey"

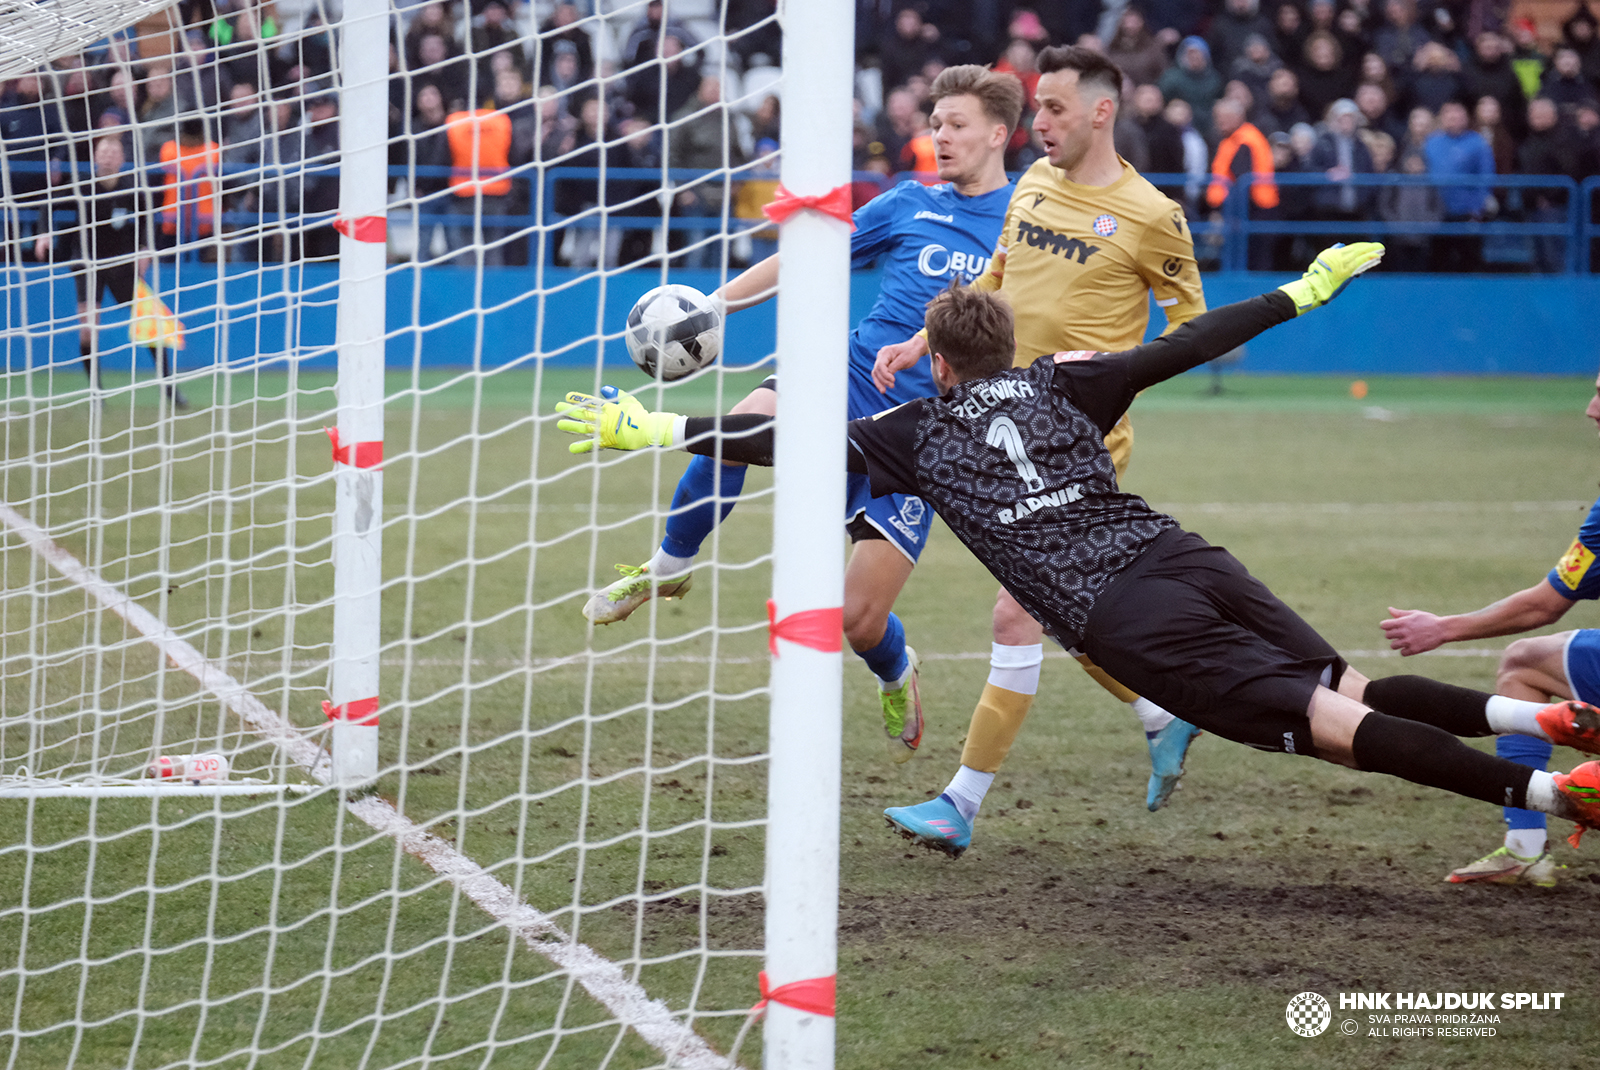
(975, 157), (1206, 363)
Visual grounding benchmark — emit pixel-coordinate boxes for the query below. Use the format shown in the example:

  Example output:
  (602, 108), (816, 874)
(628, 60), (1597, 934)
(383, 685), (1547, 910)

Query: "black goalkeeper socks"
(1360, 675), (1493, 737)
(1350, 710), (1532, 809)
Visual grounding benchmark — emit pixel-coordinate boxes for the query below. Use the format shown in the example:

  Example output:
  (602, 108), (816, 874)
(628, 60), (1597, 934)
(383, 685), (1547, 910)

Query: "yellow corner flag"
(130, 277), (185, 350)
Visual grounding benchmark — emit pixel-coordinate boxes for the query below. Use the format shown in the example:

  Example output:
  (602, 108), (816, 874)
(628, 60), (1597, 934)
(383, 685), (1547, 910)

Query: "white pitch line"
(0, 502), (737, 1070)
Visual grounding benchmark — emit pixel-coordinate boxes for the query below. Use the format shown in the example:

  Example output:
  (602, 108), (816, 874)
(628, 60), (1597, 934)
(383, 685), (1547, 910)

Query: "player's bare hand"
(872, 335), (928, 393)
(1380, 607), (1446, 656)
(32, 234), (49, 261)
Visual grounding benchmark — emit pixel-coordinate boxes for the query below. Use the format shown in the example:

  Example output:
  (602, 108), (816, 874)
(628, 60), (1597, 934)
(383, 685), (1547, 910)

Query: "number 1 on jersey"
(986, 416), (1045, 492)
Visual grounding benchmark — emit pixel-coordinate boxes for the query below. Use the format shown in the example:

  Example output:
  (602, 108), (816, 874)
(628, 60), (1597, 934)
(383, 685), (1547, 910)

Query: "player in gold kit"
(873, 46), (1208, 852)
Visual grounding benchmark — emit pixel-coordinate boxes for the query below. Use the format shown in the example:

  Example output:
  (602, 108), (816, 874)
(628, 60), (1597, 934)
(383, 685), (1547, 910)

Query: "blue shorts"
(755, 373), (937, 563)
(844, 373), (935, 562)
(1563, 629), (1600, 704)
(847, 472), (933, 563)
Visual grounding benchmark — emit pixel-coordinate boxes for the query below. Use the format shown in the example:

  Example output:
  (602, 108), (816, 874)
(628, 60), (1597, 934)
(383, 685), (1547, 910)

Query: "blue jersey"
(1547, 494), (1600, 600)
(846, 179), (1013, 418)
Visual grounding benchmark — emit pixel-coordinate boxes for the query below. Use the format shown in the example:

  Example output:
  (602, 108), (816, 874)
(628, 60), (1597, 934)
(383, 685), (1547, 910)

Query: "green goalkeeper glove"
(555, 386), (681, 454)
(1277, 241), (1385, 316)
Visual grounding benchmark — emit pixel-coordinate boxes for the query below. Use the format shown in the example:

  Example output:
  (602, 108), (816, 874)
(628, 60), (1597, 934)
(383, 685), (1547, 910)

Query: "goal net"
(0, 0), (849, 1067)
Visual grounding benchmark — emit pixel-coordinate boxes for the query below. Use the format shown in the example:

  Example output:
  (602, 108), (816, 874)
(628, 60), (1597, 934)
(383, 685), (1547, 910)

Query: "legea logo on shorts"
(916, 243), (990, 280)
(1286, 991), (1332, 1037)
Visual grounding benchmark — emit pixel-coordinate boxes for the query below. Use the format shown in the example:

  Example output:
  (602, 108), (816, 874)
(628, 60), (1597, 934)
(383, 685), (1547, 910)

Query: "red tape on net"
(761, 183), (856, 231)
(326, 427), (383, 469)
(323, 696), (380, 726)
(334, 215), (387, 243)
(766, 600), (842, 657)
(752, 970), (836, 1018)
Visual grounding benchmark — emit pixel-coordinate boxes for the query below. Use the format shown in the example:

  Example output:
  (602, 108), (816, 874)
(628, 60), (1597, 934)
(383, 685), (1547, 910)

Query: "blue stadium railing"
(11, 159), (1600, 273)
(1196, 170), (1586, 272)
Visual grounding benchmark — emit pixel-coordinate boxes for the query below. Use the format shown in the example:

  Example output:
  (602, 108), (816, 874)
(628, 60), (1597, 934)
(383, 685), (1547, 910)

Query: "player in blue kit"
(580, 64), (1025, 760)
(1381, 372), (1600, 885)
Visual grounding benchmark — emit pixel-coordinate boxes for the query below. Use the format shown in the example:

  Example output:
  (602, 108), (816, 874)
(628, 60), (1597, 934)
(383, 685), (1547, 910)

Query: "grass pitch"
(1, 368), (1597, 1068)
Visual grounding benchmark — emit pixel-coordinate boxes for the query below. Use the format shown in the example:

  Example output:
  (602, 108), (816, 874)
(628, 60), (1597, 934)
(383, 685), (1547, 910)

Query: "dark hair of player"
(929, 64), (1026, 137)
(1036, 45), (1124, 104)
(924, 284), (1014, 383)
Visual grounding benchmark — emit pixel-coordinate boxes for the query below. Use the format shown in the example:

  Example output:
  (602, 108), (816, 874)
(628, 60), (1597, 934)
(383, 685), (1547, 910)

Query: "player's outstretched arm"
(713, 254), (780, 315)
(1107, 243), (1387, 398)
(555, 387), (779, 466)
(1382, 583), (1575, 656)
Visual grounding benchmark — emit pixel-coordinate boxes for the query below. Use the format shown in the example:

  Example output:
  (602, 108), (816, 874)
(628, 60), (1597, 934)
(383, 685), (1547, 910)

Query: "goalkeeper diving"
(550, 244), (1600, 859)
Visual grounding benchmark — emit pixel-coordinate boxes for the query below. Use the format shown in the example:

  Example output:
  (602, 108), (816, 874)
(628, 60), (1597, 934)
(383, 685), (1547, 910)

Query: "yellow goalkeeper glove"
(555, 386), (681, 454)
(1277, 241), (1385, 316)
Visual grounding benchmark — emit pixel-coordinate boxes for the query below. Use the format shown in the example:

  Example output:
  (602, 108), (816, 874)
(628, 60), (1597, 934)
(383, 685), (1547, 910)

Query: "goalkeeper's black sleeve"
(682, 414), (775, 467)
(679, 415), (872, 475)
(1060, 291), (1298, 436)
(1118, 290), (1297, 393)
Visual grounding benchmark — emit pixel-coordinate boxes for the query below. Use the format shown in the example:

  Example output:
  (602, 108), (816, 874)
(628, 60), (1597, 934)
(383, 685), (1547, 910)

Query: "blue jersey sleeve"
(1547, 496), (1600, 600)
(849, 183), (902, 269)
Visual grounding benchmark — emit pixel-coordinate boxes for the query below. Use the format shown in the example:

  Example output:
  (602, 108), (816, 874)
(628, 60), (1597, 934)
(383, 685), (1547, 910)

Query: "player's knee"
(1496, 638), (1548, 693)
(841, 597), (888, 650)
(991, 591), (1040, 645)
(729, 386), (776, 417)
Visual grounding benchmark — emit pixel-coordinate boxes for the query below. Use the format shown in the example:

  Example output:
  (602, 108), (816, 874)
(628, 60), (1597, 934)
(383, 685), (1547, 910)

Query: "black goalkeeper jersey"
(678, 290), (1299, 649)
(846, 354), (1175, 647)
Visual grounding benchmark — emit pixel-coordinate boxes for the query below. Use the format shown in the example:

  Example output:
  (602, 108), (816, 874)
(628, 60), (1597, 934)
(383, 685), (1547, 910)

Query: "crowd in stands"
(855, 0), (1600, 271)
(4, 0), (1600, 272)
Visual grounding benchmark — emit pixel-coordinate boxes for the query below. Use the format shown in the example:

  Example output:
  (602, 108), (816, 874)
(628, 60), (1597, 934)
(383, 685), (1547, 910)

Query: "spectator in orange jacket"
(157, 118), (222, 248)
(445, 99), (514, 266)
(1206, 97), (1277, 268)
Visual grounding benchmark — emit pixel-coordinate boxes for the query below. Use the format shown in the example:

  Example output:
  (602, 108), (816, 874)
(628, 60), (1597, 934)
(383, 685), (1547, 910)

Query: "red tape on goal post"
(326, 427), (383, 469)
(761, 183), (856, 231)
(766, 600), (842, 657)
(322, 696), (379, 726)
(333, 215), (387, 243)
(752, 970), (836, 1018)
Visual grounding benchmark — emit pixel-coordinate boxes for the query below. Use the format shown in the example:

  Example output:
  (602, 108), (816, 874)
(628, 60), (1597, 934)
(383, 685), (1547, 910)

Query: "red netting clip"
(752, 970), (836, 1018)
(766, 600), (842, 657)
(323, 696), (380, 726)
(333, 214), (388, 243)
(761, 183), (856, 231)
(326, 427), (384, 469)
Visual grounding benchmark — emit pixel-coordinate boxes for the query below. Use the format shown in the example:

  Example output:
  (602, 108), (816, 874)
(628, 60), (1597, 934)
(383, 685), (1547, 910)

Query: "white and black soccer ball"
(624, 285), (723, 381)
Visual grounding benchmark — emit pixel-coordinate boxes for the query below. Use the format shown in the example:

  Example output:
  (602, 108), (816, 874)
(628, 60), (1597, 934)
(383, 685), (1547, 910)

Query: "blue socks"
(858, 611), (909, 684)
(661, 454), (747, 560)
(1497, 732), (1553, 831)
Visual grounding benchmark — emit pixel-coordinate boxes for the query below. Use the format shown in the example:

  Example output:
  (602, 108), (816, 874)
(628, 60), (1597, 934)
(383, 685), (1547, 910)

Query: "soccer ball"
(624, 285), (723, 381)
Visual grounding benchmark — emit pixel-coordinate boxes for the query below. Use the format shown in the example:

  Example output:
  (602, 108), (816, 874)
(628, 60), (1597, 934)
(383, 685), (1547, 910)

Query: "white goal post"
(0, 1), (852, 1067)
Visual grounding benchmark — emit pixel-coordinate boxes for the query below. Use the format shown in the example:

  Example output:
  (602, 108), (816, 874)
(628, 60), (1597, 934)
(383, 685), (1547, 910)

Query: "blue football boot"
(1146, 718), (1202, 812)
(885, 794), (972, 858)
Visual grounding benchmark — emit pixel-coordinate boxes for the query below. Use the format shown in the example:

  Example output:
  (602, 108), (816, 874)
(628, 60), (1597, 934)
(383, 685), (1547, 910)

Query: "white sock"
(648, 546), (696, 580)
(1524, 771), (1564, 817)
(1505, 827), (1548, 859)
(988, 642), (1043, 694)
(1129, 696), (1175, 737)
(1485, 695), (1553, 741)
(943, 765), (994, 823)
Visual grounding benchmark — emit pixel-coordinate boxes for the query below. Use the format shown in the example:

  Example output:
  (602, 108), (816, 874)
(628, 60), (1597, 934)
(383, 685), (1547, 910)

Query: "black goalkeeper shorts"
(1082, 528), (1345, 757)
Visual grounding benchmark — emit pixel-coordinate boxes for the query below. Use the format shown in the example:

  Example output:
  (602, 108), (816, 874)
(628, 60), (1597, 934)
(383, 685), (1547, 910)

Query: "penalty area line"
(0, 502), (739, 1070)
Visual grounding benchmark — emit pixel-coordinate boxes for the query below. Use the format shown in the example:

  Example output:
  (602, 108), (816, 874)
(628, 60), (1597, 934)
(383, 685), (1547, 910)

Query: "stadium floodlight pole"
(765, 0), (853, 1066)
(327, 0), (388, 785)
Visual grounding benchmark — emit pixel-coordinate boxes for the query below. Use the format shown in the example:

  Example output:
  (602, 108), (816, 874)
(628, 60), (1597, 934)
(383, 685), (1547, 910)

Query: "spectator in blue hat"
(1159, 35), (1222, 140)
